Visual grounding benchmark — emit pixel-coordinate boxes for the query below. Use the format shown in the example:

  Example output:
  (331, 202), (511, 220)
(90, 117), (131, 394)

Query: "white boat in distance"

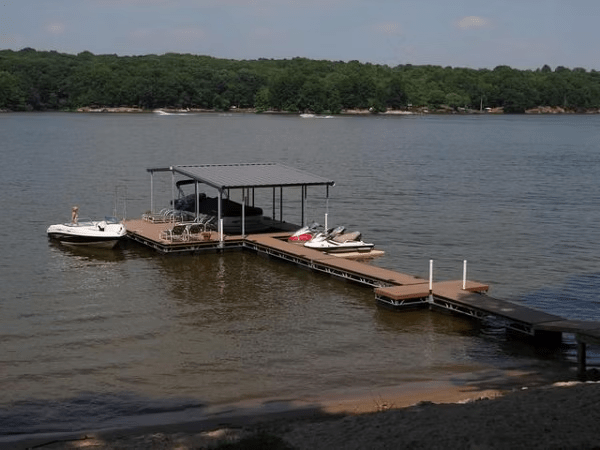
(47, 217), (127, 249)
(300, 113), (334, 119)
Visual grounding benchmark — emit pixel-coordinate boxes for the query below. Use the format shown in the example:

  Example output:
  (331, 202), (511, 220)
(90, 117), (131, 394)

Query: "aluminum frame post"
(429, 259), (433, 301)
(170, 168), (175, 223)
(242, 189), (246, 237)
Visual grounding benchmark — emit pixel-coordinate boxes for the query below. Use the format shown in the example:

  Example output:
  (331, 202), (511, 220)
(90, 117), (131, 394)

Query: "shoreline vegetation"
(2, 105), (599, 115)
(2, 49), (600, 115)
(81, 105), (600, 114)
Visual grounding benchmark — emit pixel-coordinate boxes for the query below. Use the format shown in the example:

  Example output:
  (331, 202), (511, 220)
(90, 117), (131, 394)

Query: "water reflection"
(48, 240), (126, 263)
(3, 113), (600, 437)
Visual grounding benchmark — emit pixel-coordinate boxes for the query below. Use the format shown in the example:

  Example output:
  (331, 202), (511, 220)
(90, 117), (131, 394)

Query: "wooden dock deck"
(125, 219), (245, 252)
(124, 219), (600, 378)
(245, 233), (423, 287)
(375, 280), (565, 337)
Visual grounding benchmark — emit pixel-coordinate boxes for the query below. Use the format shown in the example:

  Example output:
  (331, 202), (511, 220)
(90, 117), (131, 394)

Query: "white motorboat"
(47, 216), (127, 249)
(304, 226), (375, 253)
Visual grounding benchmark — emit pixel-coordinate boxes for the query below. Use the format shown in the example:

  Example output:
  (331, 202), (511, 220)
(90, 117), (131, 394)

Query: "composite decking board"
(327, 249), (386, 260)
(245, 234), (329, 258)
(247, 234), (425, 286)
(375, 284), (430, 300)
(125, 219), (238, 244)
(376, 280), (487, 301)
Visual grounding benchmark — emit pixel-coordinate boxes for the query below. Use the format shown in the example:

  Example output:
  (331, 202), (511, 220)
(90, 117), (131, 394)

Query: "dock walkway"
(124, 221), (600, 377)
(245, 233), (425, 287)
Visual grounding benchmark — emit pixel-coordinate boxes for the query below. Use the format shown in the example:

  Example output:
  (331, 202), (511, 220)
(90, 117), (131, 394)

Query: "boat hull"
(304, 240), (375, 253)
(47, 221), (127, 249)
(47, 233), (123, 248)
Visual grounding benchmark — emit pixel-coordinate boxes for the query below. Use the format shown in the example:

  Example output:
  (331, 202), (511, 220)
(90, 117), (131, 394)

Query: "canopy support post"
(242, 189), (246, 237)
(218, 189), (223, 245)
(279, 186), (283, 223)
(150, 171), (154, 213)
(325, 185), (330, 230)
(171, 168), (175, 223)
(301, 185), (306, 226)
(195, 181), (199, 221)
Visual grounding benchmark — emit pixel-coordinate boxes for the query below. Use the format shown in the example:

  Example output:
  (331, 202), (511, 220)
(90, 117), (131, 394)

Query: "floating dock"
(125, 219), (600, 378)
(128, 162), (600, 378)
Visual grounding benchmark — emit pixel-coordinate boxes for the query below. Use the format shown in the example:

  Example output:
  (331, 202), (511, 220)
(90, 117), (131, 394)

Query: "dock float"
(125, 222), (600, 379)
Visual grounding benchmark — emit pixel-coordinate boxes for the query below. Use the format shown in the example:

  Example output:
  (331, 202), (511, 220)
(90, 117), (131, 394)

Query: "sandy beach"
(7, 367), (600, 450)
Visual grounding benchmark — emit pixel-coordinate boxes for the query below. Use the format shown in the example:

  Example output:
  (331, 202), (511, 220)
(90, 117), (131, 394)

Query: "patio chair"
(159, 223), (189, 242)
(203, 215), (217, 231)
(186, 223), (204, 240)
(143, 208), (171, 223)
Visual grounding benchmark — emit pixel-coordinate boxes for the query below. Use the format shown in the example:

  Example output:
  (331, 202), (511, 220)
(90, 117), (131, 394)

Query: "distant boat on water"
(300, 113), (334, 119)
(153, 109), (193, 116)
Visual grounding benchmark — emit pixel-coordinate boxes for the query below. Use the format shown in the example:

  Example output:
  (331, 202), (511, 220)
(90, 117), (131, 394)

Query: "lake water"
(1, 112), (600, 438)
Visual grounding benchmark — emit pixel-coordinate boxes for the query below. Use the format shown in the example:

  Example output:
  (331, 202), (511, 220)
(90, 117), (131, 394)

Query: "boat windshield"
(74, 218), (95, 226)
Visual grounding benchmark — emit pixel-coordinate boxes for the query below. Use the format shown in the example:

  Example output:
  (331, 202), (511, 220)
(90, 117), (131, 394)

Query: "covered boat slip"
(146, 163), (335, 236)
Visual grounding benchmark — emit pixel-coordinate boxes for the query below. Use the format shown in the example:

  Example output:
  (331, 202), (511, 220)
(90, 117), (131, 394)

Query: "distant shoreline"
(73, 105), (600, 115)
(2, 106), (600, 115)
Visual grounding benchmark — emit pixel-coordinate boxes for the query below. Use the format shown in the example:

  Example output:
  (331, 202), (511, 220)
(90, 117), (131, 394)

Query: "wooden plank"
(432, 280), (489, 295)
(375, 284), (430, 300)
(248, 234), (426, 286)
(246, 234), (326, 258)
(310, 256), (426, 285)
(327, 249), (385, 260)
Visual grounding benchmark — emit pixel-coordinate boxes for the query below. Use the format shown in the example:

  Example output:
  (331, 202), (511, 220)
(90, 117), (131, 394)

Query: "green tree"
(254, 87), (271, 112)
(428, 88), (446, 106)
(445, 92), (467, 109)
(0, 70), (24, 110)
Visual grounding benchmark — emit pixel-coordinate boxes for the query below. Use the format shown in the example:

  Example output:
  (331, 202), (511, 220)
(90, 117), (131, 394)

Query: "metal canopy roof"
(150, 163), (335, 191)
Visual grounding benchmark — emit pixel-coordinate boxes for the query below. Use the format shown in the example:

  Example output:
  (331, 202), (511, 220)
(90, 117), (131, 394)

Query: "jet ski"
(304, 226), (375, 253)
(288, 222), (321, 241)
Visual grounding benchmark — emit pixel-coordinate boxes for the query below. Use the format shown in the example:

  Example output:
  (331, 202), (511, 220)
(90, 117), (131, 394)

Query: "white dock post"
(324, 212), (328, 231)
(219, 219), (224, 243)
(463, 260), (467, 290)
(429, 259), (433, 297)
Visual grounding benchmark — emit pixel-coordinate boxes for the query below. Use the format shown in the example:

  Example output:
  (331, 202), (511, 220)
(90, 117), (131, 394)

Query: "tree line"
(1, 48), (600, 114)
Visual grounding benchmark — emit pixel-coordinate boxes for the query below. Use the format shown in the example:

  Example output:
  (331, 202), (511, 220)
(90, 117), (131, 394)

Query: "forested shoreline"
(1, 48), (600, 114)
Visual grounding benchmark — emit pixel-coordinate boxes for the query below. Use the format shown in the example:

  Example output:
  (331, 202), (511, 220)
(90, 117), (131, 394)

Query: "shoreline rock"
(11, 380), (600, 450)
